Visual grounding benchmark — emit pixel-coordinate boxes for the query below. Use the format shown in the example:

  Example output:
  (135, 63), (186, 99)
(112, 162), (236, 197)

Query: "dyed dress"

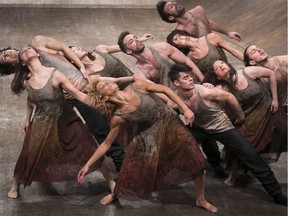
(113, 86), (205, 199)
(229, 70), (287, 154)
(14, 70), (103, 187)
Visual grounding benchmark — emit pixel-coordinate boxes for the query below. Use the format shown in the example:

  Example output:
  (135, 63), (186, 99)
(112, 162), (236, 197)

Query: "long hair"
(11, 60), (30, 95)
(86, 79), (116, 116)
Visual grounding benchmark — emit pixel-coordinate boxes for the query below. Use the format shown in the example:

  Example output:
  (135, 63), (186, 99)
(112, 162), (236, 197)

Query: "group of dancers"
(0, 1), (287, 213)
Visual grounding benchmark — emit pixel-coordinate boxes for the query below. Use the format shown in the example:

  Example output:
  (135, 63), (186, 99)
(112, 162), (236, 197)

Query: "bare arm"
(158, 42), (204, 82)
(53, 71), (91, 105)
(202, 87), (245, 125)
(208, 33), (243, 61)
(77, 116), (124, 183)
(89, 75), (134, 84)
(134, 80), (195, 125)
(31, 35), (88, 78)
(245, 66), (278, 112)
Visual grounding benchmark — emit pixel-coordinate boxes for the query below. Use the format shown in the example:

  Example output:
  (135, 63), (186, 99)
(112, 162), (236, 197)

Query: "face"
(96, 80), (118, 97)
(19, 46), (39, 64)
(163, 1), (185, 18)
(123, 34), (145, 54)
(0, 49), (19, 64)
(70, 46), (88, 59)
(246, 45), (268, 64)
(174, 72), (195, 90)
(172, 34), (187, 48)
(213, 60), (230, 81)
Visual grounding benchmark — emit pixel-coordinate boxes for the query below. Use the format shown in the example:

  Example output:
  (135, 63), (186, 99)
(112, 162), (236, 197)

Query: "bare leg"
(224, 158), (239, 186)
(194, 173), (218, 213)
(8, 176), (20, 199)
(99, 162), (116, 205)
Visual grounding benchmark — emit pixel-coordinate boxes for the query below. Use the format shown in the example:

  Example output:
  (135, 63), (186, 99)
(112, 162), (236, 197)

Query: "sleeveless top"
(192, 84), (234, 133)
(272, 56), (287, 107)
(135, 47), (175, 89)
(229, 69), (269, 117)
(25, 69), (64, 119)
(36, 49), (88, 98)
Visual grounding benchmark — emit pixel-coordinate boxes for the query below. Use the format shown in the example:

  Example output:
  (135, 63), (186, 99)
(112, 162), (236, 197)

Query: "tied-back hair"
(11, 61), (30, 95)
(211, 61), (237, 86)
(86, 79), (116, 116)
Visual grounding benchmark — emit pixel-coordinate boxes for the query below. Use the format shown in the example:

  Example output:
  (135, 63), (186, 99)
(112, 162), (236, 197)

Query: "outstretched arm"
(134, 80), (195, 126)
(208, 19), (241, 41)
(245, 66), (278, 112)
(30, 35), (88, 78)
(89, 75), (134, 84)
(208, 33), (243, 61)
(77, 116), (124, 183)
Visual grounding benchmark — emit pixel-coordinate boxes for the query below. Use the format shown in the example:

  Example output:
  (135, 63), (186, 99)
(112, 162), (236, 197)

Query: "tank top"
(192, 84), (234, 133)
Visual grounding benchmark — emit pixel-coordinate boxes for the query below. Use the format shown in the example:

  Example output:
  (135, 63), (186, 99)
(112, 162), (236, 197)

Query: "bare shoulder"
(30, 35), (46, 47)
(191, 6), (206, 16)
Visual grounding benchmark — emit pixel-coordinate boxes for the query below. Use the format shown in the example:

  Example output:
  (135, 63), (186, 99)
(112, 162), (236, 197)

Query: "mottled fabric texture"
(113, 85), (206, 200)
(14, 70), (103, 187)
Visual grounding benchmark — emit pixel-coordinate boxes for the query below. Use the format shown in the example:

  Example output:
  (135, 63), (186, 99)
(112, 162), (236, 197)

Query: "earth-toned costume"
(14, 70), (102, 187)
(112, 85), (206, 199)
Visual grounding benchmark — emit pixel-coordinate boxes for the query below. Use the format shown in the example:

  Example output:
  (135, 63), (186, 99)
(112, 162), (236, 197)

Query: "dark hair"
(0, 47), (19, 76)
(169, 63), (191, 82)
(11, 56), (30, 95)
(243, 45), (252, 66)
(118, 31), (131, 52)
(156, 1), (176, 23)
(210, 60), (237, 86)
(166, 29), (191, 56)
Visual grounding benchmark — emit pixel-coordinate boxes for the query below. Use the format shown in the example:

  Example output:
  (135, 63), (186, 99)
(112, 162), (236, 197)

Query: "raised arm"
(208, 33), (243, 61)
(77, 116), (124, 183)
(158, 42), (204, 82)
(245, 66), (278, 112)
(89, 75), (134, 84)
(134, 80), (194, 126)
(30, 35), (88, 78)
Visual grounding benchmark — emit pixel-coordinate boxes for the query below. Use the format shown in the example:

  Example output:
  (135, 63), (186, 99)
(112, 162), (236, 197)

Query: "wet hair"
(86, 79), (116, 116)
(118, 31), (131, 53)
(166, 29), (192, 55)
(156, 1), (176, 23)
(0, 47), (19, 76)
(243, 45), (252, 66)
(169, 63), (191, 82)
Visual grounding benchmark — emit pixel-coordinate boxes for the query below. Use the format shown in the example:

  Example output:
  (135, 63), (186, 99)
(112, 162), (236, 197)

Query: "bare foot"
(8, 187), (19, 199)
(100, 193), (116, 205)
(224, 174), (236, 186)
(196, 199), (218, 213)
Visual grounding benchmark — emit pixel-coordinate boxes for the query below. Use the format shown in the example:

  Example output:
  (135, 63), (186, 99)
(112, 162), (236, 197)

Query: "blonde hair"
(86, 79), (116, 116)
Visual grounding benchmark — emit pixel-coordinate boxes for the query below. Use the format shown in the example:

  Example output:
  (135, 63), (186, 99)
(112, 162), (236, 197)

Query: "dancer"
(169, 63), (287, 206)
(77, 78), (218, 213)
(166, 29), (243, 83)
(118, 30), (226, 178)
(0, 35), (134, 171)
(212, 60), (287, 184)
(243, 45), (287, 110)
(156, 1), (241, 41)
(8, 46), (115, 202)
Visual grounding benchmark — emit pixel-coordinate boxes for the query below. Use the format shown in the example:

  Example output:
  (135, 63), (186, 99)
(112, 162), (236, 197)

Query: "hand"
(227, 32), (241, 42)
(270, 98), (279, 113)
(183, 109), (195, 127)
(77, 165), (89, 184)
(139, 34), (154, 42)
(80, 67), (89, 79)
(202, 82), (214, 89)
